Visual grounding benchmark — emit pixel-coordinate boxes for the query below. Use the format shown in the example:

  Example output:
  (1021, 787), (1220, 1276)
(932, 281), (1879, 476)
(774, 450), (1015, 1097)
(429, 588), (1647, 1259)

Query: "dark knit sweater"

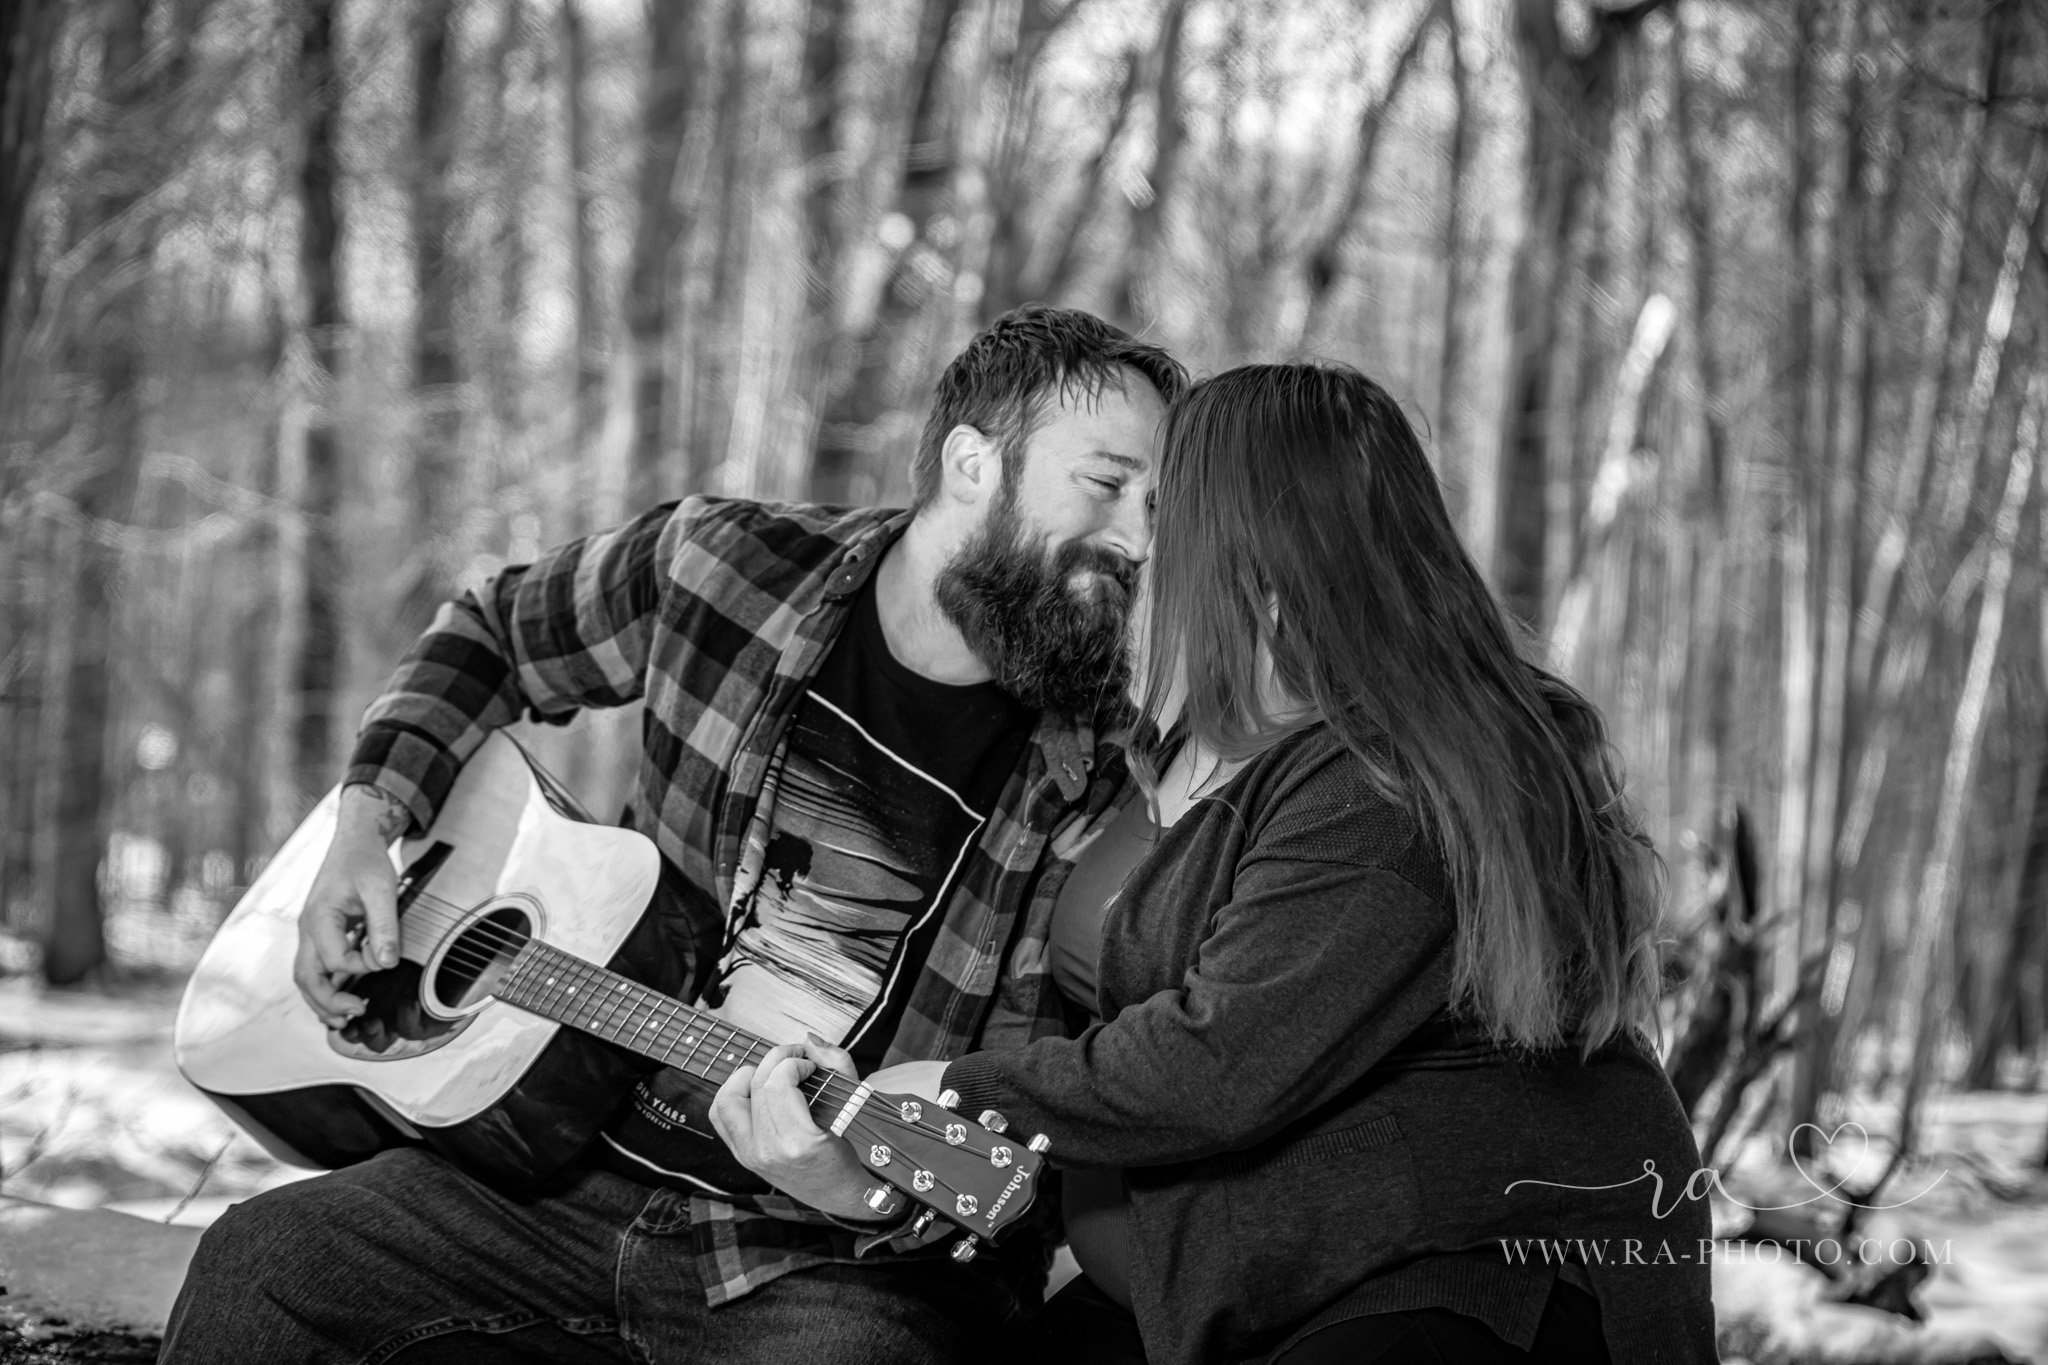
(945, 725), (1717, 1365)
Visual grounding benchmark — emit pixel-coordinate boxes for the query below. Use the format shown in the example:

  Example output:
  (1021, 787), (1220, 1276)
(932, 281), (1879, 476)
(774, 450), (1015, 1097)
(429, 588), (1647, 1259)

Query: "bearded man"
(160, 305), (1184, 1364)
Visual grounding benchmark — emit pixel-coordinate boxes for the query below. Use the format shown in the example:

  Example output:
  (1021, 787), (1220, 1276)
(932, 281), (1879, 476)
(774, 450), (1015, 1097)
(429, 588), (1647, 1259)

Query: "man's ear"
(938, 423), (998, 507)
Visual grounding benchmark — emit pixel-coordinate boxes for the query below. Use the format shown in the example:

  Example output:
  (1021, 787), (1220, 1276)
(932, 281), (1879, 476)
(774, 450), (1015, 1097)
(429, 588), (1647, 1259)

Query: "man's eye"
(1087, 477), (1122, 495)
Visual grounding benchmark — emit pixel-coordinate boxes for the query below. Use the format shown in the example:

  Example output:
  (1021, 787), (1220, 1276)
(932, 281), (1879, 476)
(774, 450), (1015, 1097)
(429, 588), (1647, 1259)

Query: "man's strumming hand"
(292, 783), (409, 1028)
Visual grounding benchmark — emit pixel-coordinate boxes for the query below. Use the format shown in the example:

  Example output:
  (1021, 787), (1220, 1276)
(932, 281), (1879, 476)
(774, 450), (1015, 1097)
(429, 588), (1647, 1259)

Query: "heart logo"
(1789, 1121), (1869, 1196)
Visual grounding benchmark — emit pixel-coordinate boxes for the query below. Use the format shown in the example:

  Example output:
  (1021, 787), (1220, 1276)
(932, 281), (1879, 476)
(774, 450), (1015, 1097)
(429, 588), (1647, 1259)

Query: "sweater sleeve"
(344, 498), (693, 835)
(941, 855), (1454, 1169)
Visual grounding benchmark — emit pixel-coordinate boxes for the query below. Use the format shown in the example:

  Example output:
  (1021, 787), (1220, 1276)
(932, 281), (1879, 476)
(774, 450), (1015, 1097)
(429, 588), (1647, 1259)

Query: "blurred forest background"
(2, 0), (2047, 1182)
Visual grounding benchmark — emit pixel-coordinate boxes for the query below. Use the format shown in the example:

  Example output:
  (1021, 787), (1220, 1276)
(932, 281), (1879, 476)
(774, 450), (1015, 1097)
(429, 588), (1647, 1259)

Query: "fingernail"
(806, 1031), (828, 1046)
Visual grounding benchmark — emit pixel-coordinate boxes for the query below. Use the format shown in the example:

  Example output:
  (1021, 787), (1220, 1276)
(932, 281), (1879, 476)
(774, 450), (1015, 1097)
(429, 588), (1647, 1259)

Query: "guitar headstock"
(839, 1087), (1048, 1258)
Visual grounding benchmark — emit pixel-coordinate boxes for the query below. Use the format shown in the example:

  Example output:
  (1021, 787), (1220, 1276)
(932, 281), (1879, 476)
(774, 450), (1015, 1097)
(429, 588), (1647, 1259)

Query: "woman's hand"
(709, 1037), (891, 1222)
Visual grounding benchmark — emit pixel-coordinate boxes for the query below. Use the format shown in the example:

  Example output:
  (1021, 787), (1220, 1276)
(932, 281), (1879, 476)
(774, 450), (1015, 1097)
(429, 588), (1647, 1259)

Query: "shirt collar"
(818, 509), (913, 603)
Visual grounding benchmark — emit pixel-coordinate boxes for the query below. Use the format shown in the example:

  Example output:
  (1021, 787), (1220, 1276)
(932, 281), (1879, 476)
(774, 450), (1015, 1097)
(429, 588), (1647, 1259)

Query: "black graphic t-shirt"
(701, 577), (1035, 1070)
(601, 576), (1035, 1187)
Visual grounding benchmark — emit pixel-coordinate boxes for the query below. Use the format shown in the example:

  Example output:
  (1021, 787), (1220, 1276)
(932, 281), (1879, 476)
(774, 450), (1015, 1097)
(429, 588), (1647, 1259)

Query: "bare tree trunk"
(1896, 372), (2043, 1152)
(1772, 496), (1816, 1021)
(726, 0), (820, 501)
(405, 0), (461, 631)
(1295, 0), (1442, 350)
(616, 0), (702, 509)
(262, 0), (347, 833)
(1499, 0), (1668, 622)
(1965, 735), (2046, 1088)
(980, 1), (1125, 317)
(1550, 294), (1674, 670)
(1849, 18), (1999, 708)
(809, 0), (964, 504)
(1787, 0), (1875, 1154)
(1666, 4), (1732, 849)
(2034, 544), (2048, 1075)
(263, 313), (312, 852)
(0, 526), (35, 921)
(1932, 139), (2047, 533)
(0, 0), (63, 379)
(447, 1), (522, 528)
(1837, 141), (2047, 875)
(676, 0), (750, 503)
(0, 1), (66, 925)
(1772, 0), (1829, 1075)
(1804, 0), (1923, 1114)
(569, 0), (641, 533)
(32, 515), (76, 961)
(43, 0), (155, 985)
(1433, 2), (1476, 524)
(1003, 47), (1143, 312)
(801, 0), (847, 321)
(561, 0), (605, 532)
(1108, 0), (1186, 331)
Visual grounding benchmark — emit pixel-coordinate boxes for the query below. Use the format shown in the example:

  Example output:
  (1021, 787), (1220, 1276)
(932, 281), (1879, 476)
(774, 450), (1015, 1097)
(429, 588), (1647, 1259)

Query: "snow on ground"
(1708, 1089), (2048, 1364)
(0, 976), (307, 1225)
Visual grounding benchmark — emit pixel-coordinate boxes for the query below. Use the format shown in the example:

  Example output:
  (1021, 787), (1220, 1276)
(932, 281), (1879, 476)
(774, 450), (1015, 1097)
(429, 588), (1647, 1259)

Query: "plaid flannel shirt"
(346, 495), (1124, 1305)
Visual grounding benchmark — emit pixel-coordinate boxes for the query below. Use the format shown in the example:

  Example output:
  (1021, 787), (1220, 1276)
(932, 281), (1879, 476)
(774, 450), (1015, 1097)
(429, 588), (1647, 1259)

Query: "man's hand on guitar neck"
(293, 783), (410, 1029)
(711, 1035), (898, 1224)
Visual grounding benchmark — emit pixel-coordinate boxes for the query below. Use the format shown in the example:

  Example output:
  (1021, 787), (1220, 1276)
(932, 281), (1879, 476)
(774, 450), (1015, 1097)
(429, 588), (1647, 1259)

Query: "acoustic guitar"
(175, 731), (1045, 1258)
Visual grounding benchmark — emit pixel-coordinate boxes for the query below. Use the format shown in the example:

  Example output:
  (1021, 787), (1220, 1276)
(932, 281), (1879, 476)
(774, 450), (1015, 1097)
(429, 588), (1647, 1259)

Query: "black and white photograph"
(2, 0), (2047, 1360)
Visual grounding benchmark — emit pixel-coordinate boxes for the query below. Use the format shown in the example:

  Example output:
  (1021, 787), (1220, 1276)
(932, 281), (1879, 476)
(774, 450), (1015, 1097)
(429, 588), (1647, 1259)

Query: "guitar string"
(371, 886), (1013, 1168)
(378, 891), (1013, 1218)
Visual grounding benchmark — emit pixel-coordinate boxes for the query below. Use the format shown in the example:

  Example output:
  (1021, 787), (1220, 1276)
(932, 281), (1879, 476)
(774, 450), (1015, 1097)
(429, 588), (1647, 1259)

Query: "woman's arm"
(939, 857), (1454, 1169)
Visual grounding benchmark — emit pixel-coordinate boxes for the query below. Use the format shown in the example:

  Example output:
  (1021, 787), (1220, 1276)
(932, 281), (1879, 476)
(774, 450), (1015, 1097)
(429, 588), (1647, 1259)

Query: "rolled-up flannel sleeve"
(941, 857), (1455, 1170)
(345, 499), (690, 834)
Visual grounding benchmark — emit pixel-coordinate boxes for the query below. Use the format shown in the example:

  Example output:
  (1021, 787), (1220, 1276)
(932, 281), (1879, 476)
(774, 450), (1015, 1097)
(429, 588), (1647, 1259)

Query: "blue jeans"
(159, 1148), (1026, 1364)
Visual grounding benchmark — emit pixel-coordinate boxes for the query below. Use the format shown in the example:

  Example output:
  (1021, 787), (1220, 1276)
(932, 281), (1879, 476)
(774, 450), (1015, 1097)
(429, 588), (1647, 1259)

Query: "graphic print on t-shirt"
(705, 692), (985, 1053)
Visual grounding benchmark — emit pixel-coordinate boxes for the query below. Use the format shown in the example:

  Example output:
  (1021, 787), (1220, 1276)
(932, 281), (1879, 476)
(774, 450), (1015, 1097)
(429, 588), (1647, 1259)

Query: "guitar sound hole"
(332, 961), (462, 1060)
(435, 906), (534, 1011)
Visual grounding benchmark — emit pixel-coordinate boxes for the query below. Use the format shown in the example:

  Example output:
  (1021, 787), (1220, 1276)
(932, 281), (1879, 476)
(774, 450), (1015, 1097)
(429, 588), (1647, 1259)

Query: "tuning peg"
(950, 1235), (980, 1263)
(1028, 1133), (1051, 1154)
(937, 1088), (961, 1109)
(863, 1184), (906, 1217)
(978, 1109), (1008, 1134)
(909, 1208), (937, 1236)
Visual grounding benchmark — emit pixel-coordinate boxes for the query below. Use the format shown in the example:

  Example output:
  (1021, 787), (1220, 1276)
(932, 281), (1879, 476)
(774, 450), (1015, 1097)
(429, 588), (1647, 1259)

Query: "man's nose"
(1101, 486), (1152, 566)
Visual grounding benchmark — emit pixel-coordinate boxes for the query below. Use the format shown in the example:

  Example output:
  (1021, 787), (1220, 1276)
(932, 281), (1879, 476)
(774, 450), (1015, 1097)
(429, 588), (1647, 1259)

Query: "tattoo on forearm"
(350, 784), (412, 841)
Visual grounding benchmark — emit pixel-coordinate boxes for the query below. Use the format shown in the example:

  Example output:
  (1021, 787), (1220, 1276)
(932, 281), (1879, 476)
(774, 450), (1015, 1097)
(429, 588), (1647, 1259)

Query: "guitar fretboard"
(494, 940), (848, 1114)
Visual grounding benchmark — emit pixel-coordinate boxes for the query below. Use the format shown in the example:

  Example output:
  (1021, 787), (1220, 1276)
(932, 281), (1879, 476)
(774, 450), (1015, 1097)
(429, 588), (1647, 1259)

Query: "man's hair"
(910, 304), (1188, 507)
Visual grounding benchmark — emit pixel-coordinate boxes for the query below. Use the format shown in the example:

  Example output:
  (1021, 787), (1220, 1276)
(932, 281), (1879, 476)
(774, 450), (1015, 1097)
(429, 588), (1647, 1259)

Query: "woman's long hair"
(1138, 362), (1662, 1053)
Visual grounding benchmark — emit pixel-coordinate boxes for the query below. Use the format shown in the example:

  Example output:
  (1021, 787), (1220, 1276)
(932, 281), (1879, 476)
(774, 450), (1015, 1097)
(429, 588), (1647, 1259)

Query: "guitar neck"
(441, 903), (1042, 1249)
(494, 940), (834, 1110)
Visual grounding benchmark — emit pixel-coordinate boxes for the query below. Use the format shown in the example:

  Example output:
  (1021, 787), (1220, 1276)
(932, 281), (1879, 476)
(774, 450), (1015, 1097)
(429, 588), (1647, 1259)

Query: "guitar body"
(175, 733), (684, 1184)
(178, 734), (1051, 1248)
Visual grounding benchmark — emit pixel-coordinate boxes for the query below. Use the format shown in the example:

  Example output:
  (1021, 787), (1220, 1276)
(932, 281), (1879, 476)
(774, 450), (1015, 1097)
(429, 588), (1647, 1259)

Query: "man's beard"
(933, 488), (1137, 724)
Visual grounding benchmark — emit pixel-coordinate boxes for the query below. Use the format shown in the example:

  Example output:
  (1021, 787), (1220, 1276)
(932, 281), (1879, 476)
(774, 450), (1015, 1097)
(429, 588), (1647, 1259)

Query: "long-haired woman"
(878, 361), (1716, 1365)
